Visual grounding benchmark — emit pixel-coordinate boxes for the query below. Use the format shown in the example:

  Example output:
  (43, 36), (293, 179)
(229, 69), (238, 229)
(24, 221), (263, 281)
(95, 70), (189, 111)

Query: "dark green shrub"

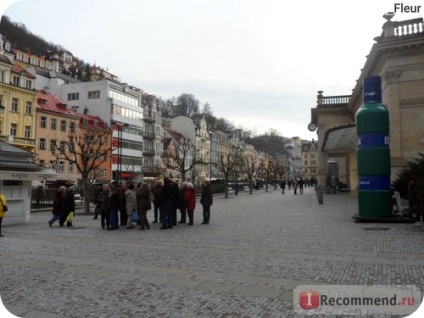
(392, 153), (424, 214)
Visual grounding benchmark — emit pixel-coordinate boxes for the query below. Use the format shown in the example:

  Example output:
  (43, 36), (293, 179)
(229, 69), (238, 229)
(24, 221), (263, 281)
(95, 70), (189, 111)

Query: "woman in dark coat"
(200, 180), (213, 224)
(59, 187), (76, 227)
(48, 186), (66, 227)
(136, 183), (151, 230)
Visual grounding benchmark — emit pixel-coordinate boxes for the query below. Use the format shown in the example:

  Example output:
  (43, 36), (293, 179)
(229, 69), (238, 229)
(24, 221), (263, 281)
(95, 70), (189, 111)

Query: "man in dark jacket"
(151, 180), (162, 223)
(59, 187), (76, 227)
(160, 177), (174, 229)
(109, 181), (121, 230)
(200, 180), (213, 224)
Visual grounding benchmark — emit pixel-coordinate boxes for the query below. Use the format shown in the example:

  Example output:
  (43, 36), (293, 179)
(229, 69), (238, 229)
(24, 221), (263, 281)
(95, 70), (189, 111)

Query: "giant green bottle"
(356, 76), (391, 219)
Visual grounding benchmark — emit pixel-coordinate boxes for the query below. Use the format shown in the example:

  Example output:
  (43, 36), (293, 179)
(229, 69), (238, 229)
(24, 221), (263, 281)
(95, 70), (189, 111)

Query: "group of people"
(48, 178), (214, 231)
(48, 186), (76, 227)
(280, 178), (306, 195)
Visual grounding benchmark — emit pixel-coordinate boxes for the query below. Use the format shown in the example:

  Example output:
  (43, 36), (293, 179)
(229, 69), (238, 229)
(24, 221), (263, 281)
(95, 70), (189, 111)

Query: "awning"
(322, 123), (357, 154)
(0, 169), (57, 181)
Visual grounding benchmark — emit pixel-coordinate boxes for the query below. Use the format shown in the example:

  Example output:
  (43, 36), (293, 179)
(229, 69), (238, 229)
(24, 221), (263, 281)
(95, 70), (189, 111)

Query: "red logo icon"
(300, 290), (320, 309)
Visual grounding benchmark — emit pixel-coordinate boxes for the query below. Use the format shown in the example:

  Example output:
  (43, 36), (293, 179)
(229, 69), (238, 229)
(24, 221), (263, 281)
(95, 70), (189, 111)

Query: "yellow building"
(0, 58), (37, 152)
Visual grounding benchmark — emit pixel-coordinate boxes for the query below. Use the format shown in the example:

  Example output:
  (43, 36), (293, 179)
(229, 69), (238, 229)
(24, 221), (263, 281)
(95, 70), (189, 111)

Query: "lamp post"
(209, 130), (214, 181)
(113, 122), (129, 184)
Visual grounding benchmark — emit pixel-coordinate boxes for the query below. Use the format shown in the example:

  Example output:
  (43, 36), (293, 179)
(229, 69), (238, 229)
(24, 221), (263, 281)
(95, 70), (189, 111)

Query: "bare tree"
(51, 128), (112, 213)
(163, 136), (201, 182)
(259, 155), (274, 192)
(241, 153), (257, 194)
(273, 159), (290, 189)
(215, 148), (243, 198)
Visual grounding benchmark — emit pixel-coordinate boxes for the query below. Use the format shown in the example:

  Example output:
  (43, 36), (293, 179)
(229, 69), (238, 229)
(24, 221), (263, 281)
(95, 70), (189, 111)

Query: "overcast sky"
(1, 0), (422, 140)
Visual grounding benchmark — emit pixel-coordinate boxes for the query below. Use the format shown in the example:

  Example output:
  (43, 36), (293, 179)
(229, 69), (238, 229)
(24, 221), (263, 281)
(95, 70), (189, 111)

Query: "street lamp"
(208, 129), (215, 181)
(112, 122), (129, 184)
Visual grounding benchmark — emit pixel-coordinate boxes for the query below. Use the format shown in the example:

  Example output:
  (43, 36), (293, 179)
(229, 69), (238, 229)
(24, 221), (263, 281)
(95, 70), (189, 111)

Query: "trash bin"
(317, 191), (323, 205)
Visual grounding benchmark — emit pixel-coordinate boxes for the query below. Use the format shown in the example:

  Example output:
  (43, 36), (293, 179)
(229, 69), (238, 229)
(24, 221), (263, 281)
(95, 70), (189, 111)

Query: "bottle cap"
(363, 76), (382, 103)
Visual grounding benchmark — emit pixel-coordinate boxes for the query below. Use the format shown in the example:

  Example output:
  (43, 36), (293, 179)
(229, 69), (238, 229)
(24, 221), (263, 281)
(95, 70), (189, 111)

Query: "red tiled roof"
(11, 64), (36, 79)
(36, 90), (77, 116)
(164, 128), (185, 141)
(76, 113), (110, 130)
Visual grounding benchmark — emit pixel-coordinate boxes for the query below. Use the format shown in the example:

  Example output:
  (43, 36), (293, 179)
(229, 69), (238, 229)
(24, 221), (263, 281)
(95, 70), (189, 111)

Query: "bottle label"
(358, 134), (390, 148)
(359, 176), (391, 191)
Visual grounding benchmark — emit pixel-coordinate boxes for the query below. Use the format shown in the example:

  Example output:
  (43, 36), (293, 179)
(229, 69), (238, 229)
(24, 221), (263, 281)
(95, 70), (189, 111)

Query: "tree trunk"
(224, 179), (229, 198)
(83, 178), (91, 214)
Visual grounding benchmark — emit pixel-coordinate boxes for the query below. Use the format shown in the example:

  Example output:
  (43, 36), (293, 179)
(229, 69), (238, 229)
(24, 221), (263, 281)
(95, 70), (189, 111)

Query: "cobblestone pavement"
(0, 187), (423, 317)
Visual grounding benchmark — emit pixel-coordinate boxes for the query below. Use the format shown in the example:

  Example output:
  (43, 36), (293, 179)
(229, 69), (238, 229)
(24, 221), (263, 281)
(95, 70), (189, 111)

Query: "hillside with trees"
(0, 15), (293, 150)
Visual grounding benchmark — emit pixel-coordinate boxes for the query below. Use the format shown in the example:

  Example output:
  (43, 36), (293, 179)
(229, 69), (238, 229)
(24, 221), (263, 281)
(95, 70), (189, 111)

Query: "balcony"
(0, 135), (36, 146)
(142, 132), (155, 140)
(143, 149), (155, 157)
(317, 91), (350, 108)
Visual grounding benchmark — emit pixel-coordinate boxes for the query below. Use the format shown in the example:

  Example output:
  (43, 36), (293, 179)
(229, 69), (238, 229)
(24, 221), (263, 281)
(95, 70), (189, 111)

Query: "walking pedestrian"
(200, 180), (213, 224)
(48, 186), (66, 227)
(293, 179), (298, 195)
(151, 180), (162, 223)
(97, 184), (111, 230)
(109, 181), (121, 230)
(280, 180), (286, 194)
(59, 187), (75, 227)
(299, 178), (304, 194)
(136, 183), (151, 230)
(0, 189), (8, 237)
(125, 183), (137, 229)
(92, 183), (103, 219)
(185, 182), (196, 225)
(178, 182), (187, 224)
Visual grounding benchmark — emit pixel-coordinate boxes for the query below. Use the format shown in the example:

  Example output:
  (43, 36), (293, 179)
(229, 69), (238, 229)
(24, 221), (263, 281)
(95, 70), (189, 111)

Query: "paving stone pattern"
(0, 187), (423, 317)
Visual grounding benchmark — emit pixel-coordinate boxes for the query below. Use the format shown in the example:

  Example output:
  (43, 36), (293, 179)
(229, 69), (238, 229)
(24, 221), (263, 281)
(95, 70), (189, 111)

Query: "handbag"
(131, 210), (140, 223)
(66, 211), (74, 222)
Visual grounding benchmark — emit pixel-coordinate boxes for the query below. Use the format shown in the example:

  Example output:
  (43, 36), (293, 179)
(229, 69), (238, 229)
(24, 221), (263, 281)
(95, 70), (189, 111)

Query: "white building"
(58, 80), (144, 183)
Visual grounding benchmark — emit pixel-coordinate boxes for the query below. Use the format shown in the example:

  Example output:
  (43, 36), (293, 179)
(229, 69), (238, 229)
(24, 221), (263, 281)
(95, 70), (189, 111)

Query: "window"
(10, 123), (17, 136)
(58, 161), (65, 172)
(70, 122), (76, 132)
(25, 101), (32, 114)
(311, 160), (316, 166)
(39, 138), (46, 150)
(67, 93), (79, 101)
(40, 117), (47, 128)
(60, 141), (66, 152)
(51, 118), (57, 130)
(13, 76), (20, 86)
(24, 125), (31, 138)
(25, 79), (32, 90)
(88, 90), (100, 99)
(11, 98), (18, 112)
(304, 160), (307, 166)
(103, 169), (107, 178)
(50, 140), (57, 151)
(60, 120), (66, 132)
(69, 142), (75, 152)
(69, 162), (74, 173)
